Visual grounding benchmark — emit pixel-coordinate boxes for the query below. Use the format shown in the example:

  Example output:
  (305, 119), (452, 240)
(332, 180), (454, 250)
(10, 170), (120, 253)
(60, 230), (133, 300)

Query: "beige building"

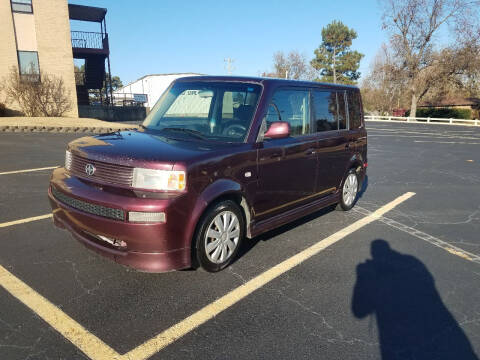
(0, 1), (112, 118)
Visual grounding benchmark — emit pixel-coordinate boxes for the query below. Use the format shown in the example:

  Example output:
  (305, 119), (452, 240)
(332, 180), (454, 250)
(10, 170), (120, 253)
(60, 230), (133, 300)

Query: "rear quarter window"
(312, 90), (337, 132)
(347, 91), (363, 129)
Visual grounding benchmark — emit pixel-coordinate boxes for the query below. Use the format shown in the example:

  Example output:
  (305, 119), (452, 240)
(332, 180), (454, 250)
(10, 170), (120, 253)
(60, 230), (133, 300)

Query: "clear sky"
(70, 0), (388, 86)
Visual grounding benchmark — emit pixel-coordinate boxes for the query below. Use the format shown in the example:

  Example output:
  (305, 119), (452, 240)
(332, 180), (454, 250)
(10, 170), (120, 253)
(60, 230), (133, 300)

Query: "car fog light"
(128, 211), (166, 223)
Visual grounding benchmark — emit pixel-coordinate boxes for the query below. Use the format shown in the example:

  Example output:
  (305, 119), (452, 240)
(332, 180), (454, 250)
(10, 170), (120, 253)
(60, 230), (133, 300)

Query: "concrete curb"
(0, 125), (137, 133)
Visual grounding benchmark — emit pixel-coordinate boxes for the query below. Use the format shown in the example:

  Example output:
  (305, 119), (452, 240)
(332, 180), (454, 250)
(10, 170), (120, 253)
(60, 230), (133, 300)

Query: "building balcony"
(71, 31), (109, 56)
(69, 4), (109, 58)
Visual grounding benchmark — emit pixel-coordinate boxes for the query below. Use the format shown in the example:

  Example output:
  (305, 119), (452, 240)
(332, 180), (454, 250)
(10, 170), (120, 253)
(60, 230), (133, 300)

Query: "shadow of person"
(352, 239), (478, 360)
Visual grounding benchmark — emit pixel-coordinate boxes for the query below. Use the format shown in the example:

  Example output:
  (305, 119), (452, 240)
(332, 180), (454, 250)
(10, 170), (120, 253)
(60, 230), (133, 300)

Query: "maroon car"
(49, 76), (367, 272)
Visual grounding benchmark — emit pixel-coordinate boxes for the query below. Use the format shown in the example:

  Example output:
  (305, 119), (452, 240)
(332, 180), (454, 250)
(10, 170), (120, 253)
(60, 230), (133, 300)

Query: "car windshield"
(142, 81), (262, 142)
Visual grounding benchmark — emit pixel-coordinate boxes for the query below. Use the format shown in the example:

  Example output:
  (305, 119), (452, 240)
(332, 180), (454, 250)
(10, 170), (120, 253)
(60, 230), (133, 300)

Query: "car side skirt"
(249, 192), (340, 238)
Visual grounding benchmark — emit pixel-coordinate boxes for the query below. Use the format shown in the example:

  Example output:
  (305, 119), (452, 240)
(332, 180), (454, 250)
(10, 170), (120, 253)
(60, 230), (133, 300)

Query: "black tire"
(195, 200), (245, 272)
(336, 168), (359, 211)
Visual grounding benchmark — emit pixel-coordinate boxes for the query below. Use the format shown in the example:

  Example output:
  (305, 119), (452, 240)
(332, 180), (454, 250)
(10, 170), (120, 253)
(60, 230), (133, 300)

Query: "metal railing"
(113, 93), (148, 106)
(365, 115), (480, 126)
(71, 31), (108, 50)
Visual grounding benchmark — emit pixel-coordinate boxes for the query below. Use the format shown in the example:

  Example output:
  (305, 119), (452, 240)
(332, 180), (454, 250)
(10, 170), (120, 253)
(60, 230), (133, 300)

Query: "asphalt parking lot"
(0, 122), (479, 360)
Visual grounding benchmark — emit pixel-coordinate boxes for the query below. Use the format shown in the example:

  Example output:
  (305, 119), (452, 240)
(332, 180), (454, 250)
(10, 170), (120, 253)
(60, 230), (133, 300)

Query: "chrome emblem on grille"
(85, 163), (96, 176)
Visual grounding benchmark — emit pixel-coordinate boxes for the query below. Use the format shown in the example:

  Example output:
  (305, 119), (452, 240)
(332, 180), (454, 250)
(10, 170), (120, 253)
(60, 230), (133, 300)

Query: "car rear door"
(254, 88), (318, 220)
(346, 89), (367, 160)
(312, 89), (351, 193)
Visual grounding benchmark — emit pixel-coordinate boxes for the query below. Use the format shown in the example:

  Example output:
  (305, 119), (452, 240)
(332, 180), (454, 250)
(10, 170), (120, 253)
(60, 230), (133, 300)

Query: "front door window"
(270, 89), (310, 136)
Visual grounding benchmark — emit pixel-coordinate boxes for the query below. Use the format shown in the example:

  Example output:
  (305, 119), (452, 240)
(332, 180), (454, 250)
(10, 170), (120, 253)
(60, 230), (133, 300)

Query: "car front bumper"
(48, 168), (192, 272)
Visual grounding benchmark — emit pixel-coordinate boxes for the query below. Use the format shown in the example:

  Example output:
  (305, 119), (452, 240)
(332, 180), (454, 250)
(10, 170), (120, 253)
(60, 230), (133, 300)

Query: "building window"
(11, 0), (33, 13)
(18, 51), (40, 81)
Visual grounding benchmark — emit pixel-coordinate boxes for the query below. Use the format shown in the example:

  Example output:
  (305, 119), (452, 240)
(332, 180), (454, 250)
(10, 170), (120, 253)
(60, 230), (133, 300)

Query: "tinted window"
(347, 90), (362, 129)
(313, 91), (337, 132)
(337, 91), (347, 130)
(270, 89), (310, 136)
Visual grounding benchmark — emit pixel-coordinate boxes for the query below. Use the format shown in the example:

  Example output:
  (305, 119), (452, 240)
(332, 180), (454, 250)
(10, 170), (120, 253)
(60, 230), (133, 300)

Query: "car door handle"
(305, 149), (316, 156)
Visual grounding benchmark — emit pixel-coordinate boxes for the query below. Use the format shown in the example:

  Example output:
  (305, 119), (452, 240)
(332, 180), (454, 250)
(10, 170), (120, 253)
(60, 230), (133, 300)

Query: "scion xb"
(48, 76), (367, 272)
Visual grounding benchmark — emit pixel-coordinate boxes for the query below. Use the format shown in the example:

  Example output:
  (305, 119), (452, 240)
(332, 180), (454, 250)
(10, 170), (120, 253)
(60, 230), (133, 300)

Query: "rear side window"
(270, 89), (310, 136)
(312, 90), (347, 132)
(347, 90), (362, 129)
(337, 91), (347, 130)
(312, 91), (337, 132)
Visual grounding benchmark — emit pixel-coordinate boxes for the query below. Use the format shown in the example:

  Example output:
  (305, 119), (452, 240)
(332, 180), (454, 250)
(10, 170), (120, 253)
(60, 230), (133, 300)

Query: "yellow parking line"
(123, 191), (415, 360)
(0, 192), (415, 360)
(0, 166), (58, 175)
(0, 266), (121, 359)
(0, 214), (52, 228)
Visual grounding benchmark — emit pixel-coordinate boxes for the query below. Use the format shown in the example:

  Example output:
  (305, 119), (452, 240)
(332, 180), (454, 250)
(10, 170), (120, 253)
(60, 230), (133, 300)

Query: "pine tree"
(311, 21), (363, 84)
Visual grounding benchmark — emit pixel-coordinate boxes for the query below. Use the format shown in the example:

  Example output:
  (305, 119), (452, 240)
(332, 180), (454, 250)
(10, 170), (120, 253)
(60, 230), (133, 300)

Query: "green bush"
(0, 103), (6, 117)
(406, 107), (472, 119)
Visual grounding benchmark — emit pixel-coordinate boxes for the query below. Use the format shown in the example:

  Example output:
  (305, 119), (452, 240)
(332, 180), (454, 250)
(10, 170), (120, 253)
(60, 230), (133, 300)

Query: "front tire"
(195, 200), (245, 272)
(337, 169), (359, 211)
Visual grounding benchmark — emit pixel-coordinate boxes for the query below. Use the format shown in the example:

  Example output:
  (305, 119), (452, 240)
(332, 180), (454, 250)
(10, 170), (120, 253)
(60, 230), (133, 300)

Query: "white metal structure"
(365, 115), (480, 127)
(113, 73), (203, 109)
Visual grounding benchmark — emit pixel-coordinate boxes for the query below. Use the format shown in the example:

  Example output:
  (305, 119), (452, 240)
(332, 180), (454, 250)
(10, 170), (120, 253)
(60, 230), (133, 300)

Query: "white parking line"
(354, 206), (480, 264)
(414, 140), (480, 145)
(369, 134), (480, 140)
(0, 166), (58, 176)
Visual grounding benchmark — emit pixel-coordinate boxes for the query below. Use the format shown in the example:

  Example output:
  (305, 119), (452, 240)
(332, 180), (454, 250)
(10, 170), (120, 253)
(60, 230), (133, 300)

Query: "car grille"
(70, 154), (133, 187)
(51, 186), (125, 221)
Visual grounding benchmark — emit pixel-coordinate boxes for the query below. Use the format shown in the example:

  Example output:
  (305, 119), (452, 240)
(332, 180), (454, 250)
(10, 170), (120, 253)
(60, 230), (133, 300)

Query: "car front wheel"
(195, 200), (245, 272)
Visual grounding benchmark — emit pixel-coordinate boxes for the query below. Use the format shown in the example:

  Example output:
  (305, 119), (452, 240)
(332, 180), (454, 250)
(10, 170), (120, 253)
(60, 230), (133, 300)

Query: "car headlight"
(132, 168), (186, 191)
(65, 150), (72, 171)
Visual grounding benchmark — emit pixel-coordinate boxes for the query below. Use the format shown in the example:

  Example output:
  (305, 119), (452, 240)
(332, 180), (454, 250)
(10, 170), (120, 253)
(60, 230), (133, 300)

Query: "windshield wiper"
(160, 127), (207, 140)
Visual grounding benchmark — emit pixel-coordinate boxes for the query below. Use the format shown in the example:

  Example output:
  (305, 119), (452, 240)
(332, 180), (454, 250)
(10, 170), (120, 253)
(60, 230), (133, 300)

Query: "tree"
(262, 50), (316, 80)
(1, 67), (72, 117)
(380, 0), (480, 117)
(361, 45), (409, 114)
(109, 75), (123, 92)
(311, 20), (364, 84)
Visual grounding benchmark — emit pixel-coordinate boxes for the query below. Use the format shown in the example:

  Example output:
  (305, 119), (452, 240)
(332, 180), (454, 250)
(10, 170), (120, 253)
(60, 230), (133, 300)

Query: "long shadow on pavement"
(352, 239), (478, 360)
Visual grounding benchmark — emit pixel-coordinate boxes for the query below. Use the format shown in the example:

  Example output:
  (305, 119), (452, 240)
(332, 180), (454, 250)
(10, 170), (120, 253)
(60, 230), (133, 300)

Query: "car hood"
(68, 129), (241, 168)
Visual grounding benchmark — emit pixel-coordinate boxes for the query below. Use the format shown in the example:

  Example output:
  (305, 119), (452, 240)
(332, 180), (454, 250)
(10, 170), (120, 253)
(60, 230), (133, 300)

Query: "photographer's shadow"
(352, 239), (478, 360)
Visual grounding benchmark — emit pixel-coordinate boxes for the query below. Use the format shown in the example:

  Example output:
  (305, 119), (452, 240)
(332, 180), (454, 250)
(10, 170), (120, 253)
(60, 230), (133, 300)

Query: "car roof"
(174, 75), (359, 90)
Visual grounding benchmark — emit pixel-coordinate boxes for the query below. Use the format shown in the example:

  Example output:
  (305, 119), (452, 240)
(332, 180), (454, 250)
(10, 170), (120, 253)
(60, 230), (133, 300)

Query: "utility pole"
(224, 58), (235, 75)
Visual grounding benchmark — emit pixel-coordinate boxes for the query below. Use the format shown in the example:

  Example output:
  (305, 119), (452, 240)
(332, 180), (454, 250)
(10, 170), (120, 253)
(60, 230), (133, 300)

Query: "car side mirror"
(264, 121), (290, 139)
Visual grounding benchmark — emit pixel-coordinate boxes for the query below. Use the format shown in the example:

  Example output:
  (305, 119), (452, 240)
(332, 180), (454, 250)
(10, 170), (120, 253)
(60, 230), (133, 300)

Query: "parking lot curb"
(0, 125), (137, 134)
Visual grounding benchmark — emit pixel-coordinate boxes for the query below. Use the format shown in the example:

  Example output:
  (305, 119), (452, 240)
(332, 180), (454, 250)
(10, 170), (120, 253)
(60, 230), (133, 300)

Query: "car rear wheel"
(195, 200), (244, 272)
(337, 169), (359, 211)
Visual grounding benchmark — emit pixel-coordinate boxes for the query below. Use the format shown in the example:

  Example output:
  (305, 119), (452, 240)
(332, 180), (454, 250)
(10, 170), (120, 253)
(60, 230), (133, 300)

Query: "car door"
(346, 89), (367, 157)
(254, 88), (318, 220)
(312, 89), (350, 193)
